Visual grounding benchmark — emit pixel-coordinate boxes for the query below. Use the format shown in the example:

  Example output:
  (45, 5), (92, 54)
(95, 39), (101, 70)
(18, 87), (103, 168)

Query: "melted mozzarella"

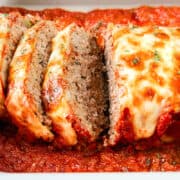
(109, 24), (180, 139)
(7, 21), (54, 141)
(43, 24), (77, 145)
(0, 14), (10, 87)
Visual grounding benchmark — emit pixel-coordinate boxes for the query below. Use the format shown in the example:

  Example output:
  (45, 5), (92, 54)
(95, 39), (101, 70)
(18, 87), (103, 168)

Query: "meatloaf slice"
(105, 24), (180, 145)
(0, 12), (38, 117)
(42, 23), (108, 146)
(6, 21), (58, 141)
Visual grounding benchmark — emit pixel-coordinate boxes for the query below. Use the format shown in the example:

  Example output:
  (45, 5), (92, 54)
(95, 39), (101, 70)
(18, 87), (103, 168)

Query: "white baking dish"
(0, 0), (179, 179)
(0, 172), (180, 180)
(0, 0), (180, 11)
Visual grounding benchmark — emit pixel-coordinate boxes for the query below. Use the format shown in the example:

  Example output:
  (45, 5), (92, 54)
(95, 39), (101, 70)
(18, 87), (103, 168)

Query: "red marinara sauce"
(0, 121), (179, 172)
(0, 6), (179, 172)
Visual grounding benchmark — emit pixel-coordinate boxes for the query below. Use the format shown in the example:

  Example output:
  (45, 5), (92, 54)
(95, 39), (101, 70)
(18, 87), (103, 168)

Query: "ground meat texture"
(68, 26), (109, 140)
(26, 22), (57, 122)
(42, 24), (108, 146)
(5, 21), (58, 141)
(0, 12), (35, 118)
(104, 25), (180, 145)
(1, 13), (35, 88)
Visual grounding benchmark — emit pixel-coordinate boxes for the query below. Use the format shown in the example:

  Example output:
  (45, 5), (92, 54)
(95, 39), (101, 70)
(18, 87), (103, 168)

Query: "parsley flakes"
(145, 158), (152, 167)
(3, 13), (8, 17)
(129, 24), (138, 30)
(23, 19), (33, 28)
(154, 50), (161, 61)
(124, 50), (130, 53)
(132, 58), (139, 65)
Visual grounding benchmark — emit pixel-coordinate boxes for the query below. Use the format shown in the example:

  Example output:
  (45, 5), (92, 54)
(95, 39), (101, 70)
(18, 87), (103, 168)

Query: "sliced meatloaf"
(5, 21), (58, 141)
(105, 24), (180, 145)
(0, 12), (39, 118)
(42, 23), (108, 146)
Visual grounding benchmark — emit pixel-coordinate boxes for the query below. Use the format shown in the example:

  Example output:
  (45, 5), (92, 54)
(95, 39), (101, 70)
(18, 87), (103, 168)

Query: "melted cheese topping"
(0, 14), (10, 115)
(10, 23), (37, 87)
(7, 21), (54, 141)
(43, 24), (77, 145)
(108, 24), (180, 139)
(0, 14), (10, 87)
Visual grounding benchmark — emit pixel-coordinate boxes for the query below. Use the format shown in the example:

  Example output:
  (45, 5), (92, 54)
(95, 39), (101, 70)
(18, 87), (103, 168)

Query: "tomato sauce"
(0, 6), (179, 172)
(0, 121), (179, 172)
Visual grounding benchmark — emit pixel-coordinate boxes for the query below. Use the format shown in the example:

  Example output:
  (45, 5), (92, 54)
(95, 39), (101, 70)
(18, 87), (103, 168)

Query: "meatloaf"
(105, 24), (180, 145)
(5, 20), (58, 141)
(0, 12), (37, 117)
(42, 23), (108, 146)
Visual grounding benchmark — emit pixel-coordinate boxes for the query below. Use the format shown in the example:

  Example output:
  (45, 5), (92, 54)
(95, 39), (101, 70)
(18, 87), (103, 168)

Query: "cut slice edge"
(6, 20), (58, 141)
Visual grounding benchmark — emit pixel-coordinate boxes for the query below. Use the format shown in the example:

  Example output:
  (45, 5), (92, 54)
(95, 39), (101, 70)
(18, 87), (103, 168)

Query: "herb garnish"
(132, 58), (139, 65)
(154, 50), (161, 61)
(156, 153), (161, 159)
(3, 13), (8, 17)
(145, 158), (152, 167)
(23, 20), (32, 28)
(153, 26), (159, 35)
(74, 61), (81, 65)
(125, 50), (130, 53)
(130, 24), (138, 30)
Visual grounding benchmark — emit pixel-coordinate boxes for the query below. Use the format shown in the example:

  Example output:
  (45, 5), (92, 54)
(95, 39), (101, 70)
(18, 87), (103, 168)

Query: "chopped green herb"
(145, 158), (152, 167)
(153, 26), (159, 34)
(130, 24), (138, 30)
(177, 71), (180, 75)
(156, 153), (161, 159)
(75, 95), (78, 101)
(60, 44), (65, 50)
(3, 13), (8, 17)
(132, 58), (139, 65)
(74, 61), (81, 65)
(21, 48), (27, 55)
(154, 50), (161, 61)
(125, 50), (130, 53)
(23, 20), (32, 28)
